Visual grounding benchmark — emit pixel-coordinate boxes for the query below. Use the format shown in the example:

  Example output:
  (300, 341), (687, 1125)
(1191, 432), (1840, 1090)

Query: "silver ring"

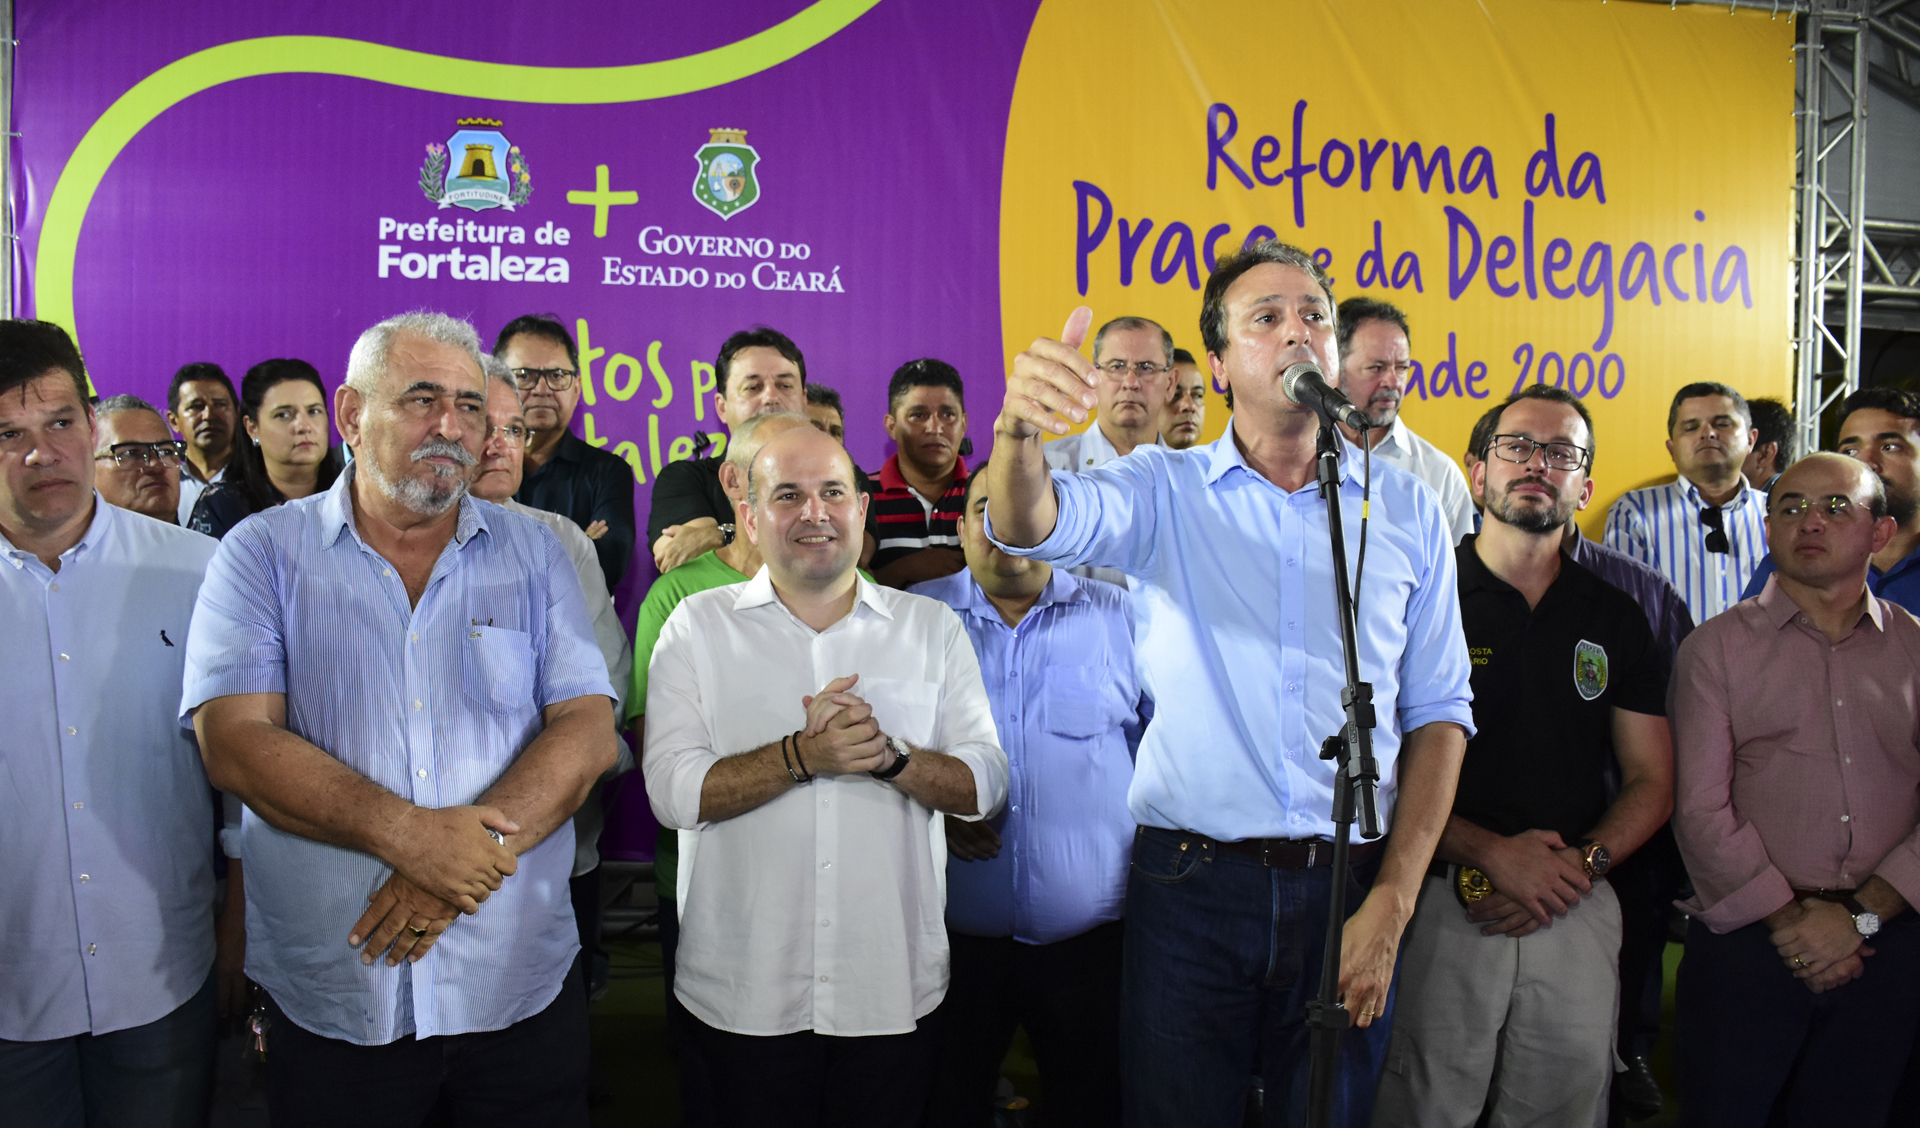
(487, 829), (505, 847)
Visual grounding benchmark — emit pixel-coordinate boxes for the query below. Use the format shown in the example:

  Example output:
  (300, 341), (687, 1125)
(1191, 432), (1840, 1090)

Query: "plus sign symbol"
(566, 164), (639, 238)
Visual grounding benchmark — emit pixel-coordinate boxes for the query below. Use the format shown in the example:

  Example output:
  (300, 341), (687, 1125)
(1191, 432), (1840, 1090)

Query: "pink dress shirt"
(1670, 576), (1920, 933)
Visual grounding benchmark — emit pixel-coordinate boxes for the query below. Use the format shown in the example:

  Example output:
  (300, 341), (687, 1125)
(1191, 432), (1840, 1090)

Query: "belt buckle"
(1306, 841), (1318, 867)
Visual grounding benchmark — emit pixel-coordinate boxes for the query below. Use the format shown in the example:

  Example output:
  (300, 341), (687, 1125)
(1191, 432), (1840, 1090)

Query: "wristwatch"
(1843, 894), (1883, 938)
(1577, 839), (1611, 879)
(871, 734), (911, 781)
(718, 523), (736, 546)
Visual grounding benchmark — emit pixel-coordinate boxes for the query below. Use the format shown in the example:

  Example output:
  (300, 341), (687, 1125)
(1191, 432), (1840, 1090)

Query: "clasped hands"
(348, 804), (520, 968)
(796, 674), (895, 776)
(1768, 898), (1871, 994)
(1463, 829), (1595, 938)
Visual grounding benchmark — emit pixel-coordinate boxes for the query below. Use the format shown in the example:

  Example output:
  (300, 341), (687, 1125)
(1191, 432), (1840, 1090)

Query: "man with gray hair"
(471, 355), (633, 1001)
(1041, 315), (1173, 587)
(92, 393), (188, 523)
(183, 310), (619, 1127)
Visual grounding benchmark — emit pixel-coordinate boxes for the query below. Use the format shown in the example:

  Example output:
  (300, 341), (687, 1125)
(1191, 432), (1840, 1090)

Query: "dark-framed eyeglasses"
(512, 366), (577, 392)
(93, 440), (186, 469)
(1698, 506), (1730, 554)
(1097, 360), (1169, 380)
(1487, 434), (1590, 472)
(486, 423), (529, 446)
(1771, 495), (1857, 522)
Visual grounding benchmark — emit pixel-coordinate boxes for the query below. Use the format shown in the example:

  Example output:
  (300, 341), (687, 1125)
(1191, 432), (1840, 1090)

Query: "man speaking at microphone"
(987, 239), (1473, 1128)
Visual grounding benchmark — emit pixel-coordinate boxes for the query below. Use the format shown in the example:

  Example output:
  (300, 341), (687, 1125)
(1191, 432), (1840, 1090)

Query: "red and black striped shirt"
(868, 453), (969, 572)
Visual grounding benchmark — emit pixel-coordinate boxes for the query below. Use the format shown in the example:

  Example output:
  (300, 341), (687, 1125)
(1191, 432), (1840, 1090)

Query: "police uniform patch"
(1574, 639), (1608, 701)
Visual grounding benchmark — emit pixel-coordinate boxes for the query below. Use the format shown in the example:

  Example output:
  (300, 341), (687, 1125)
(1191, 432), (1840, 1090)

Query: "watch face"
(1856, 911), (1883, 937)
(1587, 844), (1611, 876)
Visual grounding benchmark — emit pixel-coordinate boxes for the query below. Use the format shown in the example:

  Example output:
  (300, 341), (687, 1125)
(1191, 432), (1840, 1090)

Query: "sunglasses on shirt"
(1698, 506), (1729, 554)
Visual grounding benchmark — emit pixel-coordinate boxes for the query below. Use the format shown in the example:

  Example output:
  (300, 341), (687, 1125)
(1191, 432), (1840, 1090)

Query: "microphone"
(1281, 360), (1371, 431)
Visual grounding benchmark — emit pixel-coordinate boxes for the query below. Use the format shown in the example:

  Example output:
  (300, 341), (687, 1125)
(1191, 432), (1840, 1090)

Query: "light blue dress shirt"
(1603, 476), (1768, 625)
(987, 424), (1475, 842)
(180, 466), (615, 1046)
(912, 569), (1141, 944)
(2, 499), (218, 1041)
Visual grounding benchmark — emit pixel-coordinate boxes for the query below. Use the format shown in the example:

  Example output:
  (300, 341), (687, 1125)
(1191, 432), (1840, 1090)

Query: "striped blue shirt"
(1603, 476), (1768, 625)
(180, 466), (616, 1045)
(987, 425), (1476, 842)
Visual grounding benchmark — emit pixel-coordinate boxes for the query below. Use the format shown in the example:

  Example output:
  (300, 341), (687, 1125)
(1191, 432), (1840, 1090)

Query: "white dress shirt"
(643, 569), (1008, 1037)
(1043, 423), (1163, 589)
(1366, 417), (1475, 545)
(2, 498), (218, 1040)
(502, 499), (633, 878)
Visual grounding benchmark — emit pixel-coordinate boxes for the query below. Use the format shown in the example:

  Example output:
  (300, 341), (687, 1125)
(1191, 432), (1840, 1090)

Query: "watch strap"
(871, 736), (910, 781)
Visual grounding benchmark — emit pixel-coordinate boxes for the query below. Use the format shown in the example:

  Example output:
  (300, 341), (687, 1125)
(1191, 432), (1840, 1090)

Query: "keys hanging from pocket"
(245, 994), (272, 1062)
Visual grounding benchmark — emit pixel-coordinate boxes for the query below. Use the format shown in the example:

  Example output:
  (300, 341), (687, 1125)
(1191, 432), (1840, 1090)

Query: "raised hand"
(998, 307), (1099, 440)
(384, 805), (520, 914)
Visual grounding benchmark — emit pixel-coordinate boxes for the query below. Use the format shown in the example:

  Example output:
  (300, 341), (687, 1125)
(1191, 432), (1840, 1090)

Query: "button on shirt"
(1604, 476), (1768, 625)
(1043, 423), (1161, 588)
(989, 426), (1476, 841)
(1453, 537), (1668, 842)
(643, 570), (1008, 1037)
(1671, 578), (1920, 933)
(2, 499), (217, 1040)
(180, 467), (616, 1045)
(911, 569), (1140, 945)
(1365, 417), (1476, 546)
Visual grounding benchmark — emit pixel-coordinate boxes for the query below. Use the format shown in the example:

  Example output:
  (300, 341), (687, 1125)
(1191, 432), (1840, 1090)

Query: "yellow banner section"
(1000, 0), (1794, 534)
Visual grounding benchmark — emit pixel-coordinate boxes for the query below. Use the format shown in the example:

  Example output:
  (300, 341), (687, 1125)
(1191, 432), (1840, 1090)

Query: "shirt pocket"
(861, 677), (941, 749)
(1042, 665), (1128, 739)
(464, 626), (536, 714)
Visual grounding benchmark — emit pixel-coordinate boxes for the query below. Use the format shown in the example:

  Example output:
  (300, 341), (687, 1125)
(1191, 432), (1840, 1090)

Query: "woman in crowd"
(188, 358), (344, 538)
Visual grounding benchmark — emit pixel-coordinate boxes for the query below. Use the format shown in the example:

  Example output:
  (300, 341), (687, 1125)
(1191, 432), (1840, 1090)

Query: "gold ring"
(1360, 1009), (1375, 1019)
(409, 926), (428, 937)
(1793, 955), (1806, 968)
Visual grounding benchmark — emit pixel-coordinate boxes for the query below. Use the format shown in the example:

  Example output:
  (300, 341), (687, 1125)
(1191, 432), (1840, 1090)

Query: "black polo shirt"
(1452, 535), (1667, 842)
(514, 429), (636, 588)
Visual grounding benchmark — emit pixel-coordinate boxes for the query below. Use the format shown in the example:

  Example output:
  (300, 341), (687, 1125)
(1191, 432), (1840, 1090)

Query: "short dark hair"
(167, 362), (233, 415)
(1838, 386), (1920, 430)
(1336, 296), (1411, 363)
(492, 314), (579, 372)
(805, 382), (844, 416)
(715, 327), (806, 397)
(1666, 381), (1751, 436)
(1466, 402), (1504, 463)
(961, 458), (990, 508)
(1744, 396), (1795, 473)
(1172, 348), (1196, 366)
(1091, 317), (1174, 367)
(1489, 383), (1598, 466)
(1199, 239), (1335, 361)
(888, 358), (964, 413)
(0, 320), (91, 407)
(225, 358), (340, 513)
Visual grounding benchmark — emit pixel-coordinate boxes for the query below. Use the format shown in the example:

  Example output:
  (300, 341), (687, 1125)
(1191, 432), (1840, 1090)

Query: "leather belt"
(1204, 834), (1383, 869)
(1792, 887), (1858, 904)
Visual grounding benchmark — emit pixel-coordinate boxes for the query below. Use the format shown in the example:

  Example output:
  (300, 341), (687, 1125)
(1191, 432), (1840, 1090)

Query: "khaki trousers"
(1371, 872), (1621, 1128)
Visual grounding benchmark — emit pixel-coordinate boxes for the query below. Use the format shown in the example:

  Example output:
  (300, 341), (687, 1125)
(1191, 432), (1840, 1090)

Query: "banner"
(19, 0), (1794, 604)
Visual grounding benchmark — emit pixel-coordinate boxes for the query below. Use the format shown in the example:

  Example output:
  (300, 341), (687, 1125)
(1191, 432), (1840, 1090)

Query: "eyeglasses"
(1698, 506), (1730, 554)
(512, 367), (577, 392)
(1097, 360), (1169, 380)
(94, 441), (186, 469)
(486, 423), (529, 446)
(1487, 434), (1590, 472)
(1771, 495), (1858, 522)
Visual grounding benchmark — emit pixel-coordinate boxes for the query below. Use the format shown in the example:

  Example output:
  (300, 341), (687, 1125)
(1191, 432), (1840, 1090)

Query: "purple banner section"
(17, 0), (1041, 604)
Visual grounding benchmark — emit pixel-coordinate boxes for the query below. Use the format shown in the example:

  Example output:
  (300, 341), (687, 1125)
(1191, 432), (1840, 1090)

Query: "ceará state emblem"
(693, 128), (761, 220)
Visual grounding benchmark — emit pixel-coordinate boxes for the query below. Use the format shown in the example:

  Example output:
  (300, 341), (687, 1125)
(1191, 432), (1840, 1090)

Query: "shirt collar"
(548, 430), (586, 464)
(877, 452), (969, 495)
(732, 565), (895, 623)
(320, 462), (490, 552)
(1199, 416), (1357, 490)
(1755, 572), (1886, 634)
(956, 565), (1084, 624)
(0, 494), (112, 568)
(1677, 474), (1757, 511)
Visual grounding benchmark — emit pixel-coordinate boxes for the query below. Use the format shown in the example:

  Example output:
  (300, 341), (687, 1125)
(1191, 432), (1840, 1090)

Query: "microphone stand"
(1304, 416), (1383, 1128)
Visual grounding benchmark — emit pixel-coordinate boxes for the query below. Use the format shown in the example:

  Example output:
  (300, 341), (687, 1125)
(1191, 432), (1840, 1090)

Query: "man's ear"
(1576, 476), (1596, 512)
(335, 383), (365, 447)
(738, 496), (759, 546)
(718, 460), (741, 501)
(883, 413), (902, 444)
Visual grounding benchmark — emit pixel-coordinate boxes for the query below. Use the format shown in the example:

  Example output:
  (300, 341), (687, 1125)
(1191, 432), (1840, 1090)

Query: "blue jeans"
(0, 969), (215, 1128)
(1122, 827), (1393, 1128)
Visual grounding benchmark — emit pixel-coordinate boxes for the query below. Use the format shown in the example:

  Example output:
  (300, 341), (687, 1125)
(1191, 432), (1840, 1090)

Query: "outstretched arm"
(989, 307), (1099, 549)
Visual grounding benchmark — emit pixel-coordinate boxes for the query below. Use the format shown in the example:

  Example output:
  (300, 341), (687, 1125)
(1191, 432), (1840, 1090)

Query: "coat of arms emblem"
(692, 128), (761, 220)
(420, 118), (533, 212)
(1573, 639), (1608, 702)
